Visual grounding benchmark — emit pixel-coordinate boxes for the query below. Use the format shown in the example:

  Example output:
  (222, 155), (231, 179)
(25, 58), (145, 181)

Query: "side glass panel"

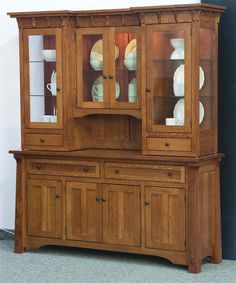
(151, 31), (186, 127)
(114, 32), (137, 104)
(29, 35), (57, 123)
(82, 34), (104, 103)
(199, 29), (214, 130)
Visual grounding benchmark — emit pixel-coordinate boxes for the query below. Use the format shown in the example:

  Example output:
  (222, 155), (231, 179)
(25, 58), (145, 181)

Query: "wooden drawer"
(147, 138), (191, 152)
(104, 163), (185, 183)
(25, 134), (63, 147)
(28, 159), (100, 178)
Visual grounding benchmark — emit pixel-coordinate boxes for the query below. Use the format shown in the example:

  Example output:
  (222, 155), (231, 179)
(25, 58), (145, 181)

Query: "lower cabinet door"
(145, 187), (186, 251)
(103, 184), (141, 247)
(27, 179), (62, 238)
(66, 182), (102, 242)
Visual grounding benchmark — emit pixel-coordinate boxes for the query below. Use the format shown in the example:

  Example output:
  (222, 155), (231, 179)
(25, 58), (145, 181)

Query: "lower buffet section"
(13, 151), (222, 273)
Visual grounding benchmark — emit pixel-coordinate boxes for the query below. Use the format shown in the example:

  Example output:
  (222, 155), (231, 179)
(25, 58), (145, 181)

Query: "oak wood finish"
(9, 4), (225, 274)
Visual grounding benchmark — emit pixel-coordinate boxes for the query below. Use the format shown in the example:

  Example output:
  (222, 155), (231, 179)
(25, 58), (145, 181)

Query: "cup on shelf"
(128, 83), (137, 102)
(165, 118), (176, 126)
(42, 49), (56, 61)
(47, 82), (57, 96)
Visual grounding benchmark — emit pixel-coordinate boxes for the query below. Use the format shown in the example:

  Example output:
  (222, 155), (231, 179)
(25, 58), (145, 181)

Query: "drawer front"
(104, 163), (185, 183)
(29, 159), (100, 178)
(25, 134), (63, 147)
(147, 138), (191, 152)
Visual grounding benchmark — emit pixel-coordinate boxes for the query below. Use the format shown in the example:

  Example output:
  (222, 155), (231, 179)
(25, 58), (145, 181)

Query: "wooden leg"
(211, 164), (222, 264)
(14, 156), (25, 254)
(188, 256), (201, 273)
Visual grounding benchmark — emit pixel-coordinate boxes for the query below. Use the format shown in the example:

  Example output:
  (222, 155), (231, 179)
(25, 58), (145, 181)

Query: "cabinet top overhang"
(7, 4), (225, 18)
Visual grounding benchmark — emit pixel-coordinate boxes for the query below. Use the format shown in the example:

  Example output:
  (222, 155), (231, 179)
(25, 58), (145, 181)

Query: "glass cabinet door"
(146, 24), (191, 132)
(109, 27), (140, 109)
(77, 29), (109, 108)
(24, 29), (62, 128)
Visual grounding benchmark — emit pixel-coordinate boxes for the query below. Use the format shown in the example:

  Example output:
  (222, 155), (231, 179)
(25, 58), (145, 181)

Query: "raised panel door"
(145, 186), (186, 251)
(27, 179), (62, 238)
(103, 184), (141, 246)
(66, 182), (102, 242)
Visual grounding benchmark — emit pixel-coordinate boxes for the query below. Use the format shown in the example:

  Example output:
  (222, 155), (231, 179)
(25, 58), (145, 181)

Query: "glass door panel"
(199, 28), (214, 130)
(110, 27), (140, 108)
(77, 29), (109, 108)
(146, 25), (191, 132)
(25, 29), (62, 128)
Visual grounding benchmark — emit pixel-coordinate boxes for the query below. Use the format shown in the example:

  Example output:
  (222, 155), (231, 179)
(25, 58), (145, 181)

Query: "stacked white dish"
(91, 76), (120, 102)
(90, 39), (119, 70)
(173, 64), (205, 97)
(170, 38), (184, 60)
(124, 39), (137, 70)
(128, 78), (137, 102)
(42, 49), (56, 61)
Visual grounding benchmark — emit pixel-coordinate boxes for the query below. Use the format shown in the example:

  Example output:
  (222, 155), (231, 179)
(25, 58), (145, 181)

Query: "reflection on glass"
(151, 31), (185, 126)
(199, 29), (214, 130)
(82, 35), (104, 102)
(29, 35), (57, 123)
(115, 33), (137, 103)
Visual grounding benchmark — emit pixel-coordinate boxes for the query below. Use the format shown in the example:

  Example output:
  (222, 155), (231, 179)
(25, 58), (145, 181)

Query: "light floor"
(1, 239), (236, 283)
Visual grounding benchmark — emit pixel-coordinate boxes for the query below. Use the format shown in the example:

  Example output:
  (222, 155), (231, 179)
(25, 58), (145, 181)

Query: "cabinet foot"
(188, 256), (201, 273)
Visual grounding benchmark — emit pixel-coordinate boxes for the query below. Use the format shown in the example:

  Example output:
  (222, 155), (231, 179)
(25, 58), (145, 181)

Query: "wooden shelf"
(73, 108), (141, 119)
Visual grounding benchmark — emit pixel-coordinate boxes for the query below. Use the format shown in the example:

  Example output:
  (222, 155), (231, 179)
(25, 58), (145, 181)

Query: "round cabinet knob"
(96, 196), (101, 202)
(55, 193), (61, 198)
(114, 169), (120, 174)
(167, 171), (173, 177)
(146, 88), (151, 93)
(103, 75), (107, 79)
(102, 197), (106, 202)
(144, 200), (150, 206)
(40, 138), (45, 143)
(56, 87), (61, 92)
(165, 142), (170, 147)
(109, 75), (114, 79)
(36, 164), (42, 170)
(83, 167), (89, 172)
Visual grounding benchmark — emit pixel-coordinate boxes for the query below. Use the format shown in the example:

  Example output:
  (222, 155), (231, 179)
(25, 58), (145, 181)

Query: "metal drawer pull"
(165, 142), (170, 147)
(40, 138), (45, 143)
(114, 169), (120, 174)
(144, 200), (150, 205)
(167, 171), (173, 177)
(83, 167), (89, 172)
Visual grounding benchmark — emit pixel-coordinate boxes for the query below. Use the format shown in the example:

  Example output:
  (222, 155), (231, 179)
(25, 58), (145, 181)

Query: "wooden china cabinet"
(8, 4), (225, 273)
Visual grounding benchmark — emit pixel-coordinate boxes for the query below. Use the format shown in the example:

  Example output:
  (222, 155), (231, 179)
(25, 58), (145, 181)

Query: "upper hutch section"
(8, 4), (225, 157)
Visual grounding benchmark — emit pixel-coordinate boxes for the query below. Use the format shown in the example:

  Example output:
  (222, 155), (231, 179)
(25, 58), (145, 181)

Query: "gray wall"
(202, 0), (236, 259)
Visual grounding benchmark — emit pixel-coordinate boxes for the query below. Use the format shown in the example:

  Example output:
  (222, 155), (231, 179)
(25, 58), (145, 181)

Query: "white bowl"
(90, 59), (103, 70)
(124, 59), (136, 70)
(42, 49), (56, 61)
(170, 38), (184, 50)
(173, 83), (184, 97)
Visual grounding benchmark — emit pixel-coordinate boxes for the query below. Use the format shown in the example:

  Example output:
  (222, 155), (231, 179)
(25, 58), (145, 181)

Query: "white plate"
(90, 39), (119, 60)
(125, 39), (136, 58)
(173, 64), (205, 90)
(173, 98), (204, 125)
(50, 70), (56, 83)
(91, 76), (120, 101)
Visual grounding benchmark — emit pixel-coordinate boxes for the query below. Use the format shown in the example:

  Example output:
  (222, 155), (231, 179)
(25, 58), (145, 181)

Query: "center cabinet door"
(146, 24), (192, 133)
(102, 184), (141, 247)
(77, 28), (109, 108)
(66, 182), (102, 242)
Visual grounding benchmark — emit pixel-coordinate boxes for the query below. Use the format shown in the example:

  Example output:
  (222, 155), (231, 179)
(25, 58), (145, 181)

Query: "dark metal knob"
(114, 169), (120, 174)
(36, 164), (42, 170)
(167, 171), (173, 177)
(96, 196), (101, 202)
(109, 75), (113, 79)
(40, 138), (45, 143)
(165, 142), (170, 147)
(144, 200), (150, 205)
(83, 167), (89, 172)
(55, 193), (61, 198)
(56, 87), (61, 92)
(102, 197), (106, 202)
(146, 88), (151, 93)
(103, 75), (107, 79)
